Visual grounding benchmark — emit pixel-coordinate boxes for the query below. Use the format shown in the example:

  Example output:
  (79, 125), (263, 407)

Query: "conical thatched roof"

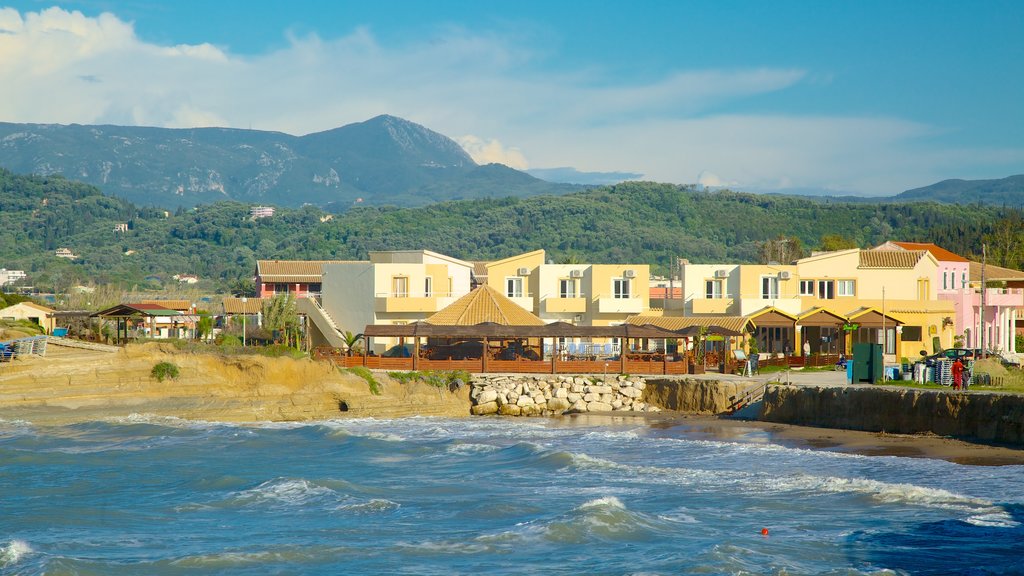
(426, 284), (544, 326)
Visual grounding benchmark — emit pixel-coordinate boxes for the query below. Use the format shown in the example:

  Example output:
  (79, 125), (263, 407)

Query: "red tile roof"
(890, 242), (969, 263)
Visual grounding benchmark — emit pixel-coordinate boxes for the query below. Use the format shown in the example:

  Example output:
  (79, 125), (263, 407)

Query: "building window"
(273, 283), (290, 293)
(506, 277), (524, 298)
(943, 271), (948, 290)
(837, 280), (855, 297)
(613, 278), (631, 299)
(761, 276), (779, 300)
(559, 278), (577, 298)
(705, 279), (723, 299)
(961, 272), (967, 289)
(799, 280), (814, 296)
(817, 280), (835, 299)
(902, 326), (923, 341)
(392, 276), (408, 298)
(917, 278), (930, 300)
(448, 277), (454, 297)
(308, 283), (322, 293)
(424, 277), (432, 298)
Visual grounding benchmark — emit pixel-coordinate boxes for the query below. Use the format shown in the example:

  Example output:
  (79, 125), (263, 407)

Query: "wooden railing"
(319, 350), (703, 375)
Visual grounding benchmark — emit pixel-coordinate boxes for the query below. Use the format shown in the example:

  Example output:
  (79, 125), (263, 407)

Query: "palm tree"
(341, 330), (364, 356)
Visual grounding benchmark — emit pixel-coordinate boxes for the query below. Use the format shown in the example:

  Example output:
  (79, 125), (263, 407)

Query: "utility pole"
(881, 285), (887, 382)
(980, 244), (987, 359)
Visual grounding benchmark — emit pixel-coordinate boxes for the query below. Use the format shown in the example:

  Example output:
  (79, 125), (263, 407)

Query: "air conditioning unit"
(517, 267), (529, 276)
(623, 269), (636, 278)
(569, 270), (583, 278)
(714, 269), (728, 278)
(778, 271), (791, 280)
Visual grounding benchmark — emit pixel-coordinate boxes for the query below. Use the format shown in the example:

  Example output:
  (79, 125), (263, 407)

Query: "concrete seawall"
(762, 385), (1024, 445)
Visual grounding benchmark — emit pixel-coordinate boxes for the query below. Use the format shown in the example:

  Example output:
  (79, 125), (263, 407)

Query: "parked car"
(925, 348), (974, 362)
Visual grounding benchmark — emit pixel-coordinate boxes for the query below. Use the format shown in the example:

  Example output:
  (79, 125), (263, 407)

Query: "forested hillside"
(0, 169), (1017, 295)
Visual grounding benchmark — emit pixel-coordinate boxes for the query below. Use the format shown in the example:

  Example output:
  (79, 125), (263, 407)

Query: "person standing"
(802, 340), (811, 358)
(951, 358), (964, 391)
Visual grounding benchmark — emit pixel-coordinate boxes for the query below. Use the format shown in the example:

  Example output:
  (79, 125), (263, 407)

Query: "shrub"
(151, 361), (180, 382)
(385, 370), (470, 390)
(217, 334), (242, 347)
(346, 366), (381, 395)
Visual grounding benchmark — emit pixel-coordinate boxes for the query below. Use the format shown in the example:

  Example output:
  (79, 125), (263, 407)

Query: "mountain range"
(0, 114), (1021, 210)
(895, 175), (1024, 205)
(0, 115), (577, 209)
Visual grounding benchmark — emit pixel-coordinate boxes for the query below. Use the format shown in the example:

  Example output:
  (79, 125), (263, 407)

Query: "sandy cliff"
(0, 344), (471, 424)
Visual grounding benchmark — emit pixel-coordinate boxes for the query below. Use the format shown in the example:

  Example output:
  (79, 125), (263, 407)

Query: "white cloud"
(454, 135), (528, 169)
(0, 6), (1020, 195)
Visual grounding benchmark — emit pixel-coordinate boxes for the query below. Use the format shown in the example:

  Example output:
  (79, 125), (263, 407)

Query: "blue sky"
(1, 1), (1022, 194)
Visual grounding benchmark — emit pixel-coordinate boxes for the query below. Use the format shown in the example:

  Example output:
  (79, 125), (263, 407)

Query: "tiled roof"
(858, 250), (927, 269)
(889, 242), (969, 263)
(256, 260), (351, 282)
(426, 285), (545, 326)
(969, 261), (1024, 281)
(141, 299), (192, 311)
(222, 297), (265, 314)
(626, 315), (752, 334)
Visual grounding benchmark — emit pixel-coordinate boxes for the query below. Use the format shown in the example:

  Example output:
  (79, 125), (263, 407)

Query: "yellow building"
(796, 249), (955, 361)
(320, 250), (474, 354)
(0, 301), (56, 334)
(677, 248), (956, 362)
(484, 249), (650, 352)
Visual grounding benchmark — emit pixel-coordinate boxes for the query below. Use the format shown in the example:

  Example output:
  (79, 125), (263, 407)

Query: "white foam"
(0, 540), (32, 566)
(965, 511), (1021, 528)
(578, 495), (627, 510)
(766, 474), (994, 511)
(335, 499), (400, 513)
(446, 442), (500, 455)
(234, 478), (339, 507)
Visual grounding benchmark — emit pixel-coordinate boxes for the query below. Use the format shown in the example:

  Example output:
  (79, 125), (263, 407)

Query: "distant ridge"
(0, 115), (577, 209)
(895, 174), (1024, 205)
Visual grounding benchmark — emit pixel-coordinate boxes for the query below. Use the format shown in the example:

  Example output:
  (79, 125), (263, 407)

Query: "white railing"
(374, 291), (471, 299)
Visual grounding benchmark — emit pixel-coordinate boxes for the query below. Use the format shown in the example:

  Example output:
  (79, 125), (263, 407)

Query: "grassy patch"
(346, 366), (381, 395)
(150, 361), (180, 382)
(386, 370), (471, 389)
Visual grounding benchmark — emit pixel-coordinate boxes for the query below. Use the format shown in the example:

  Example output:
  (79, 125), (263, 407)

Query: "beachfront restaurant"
(316, 284), (712, 375)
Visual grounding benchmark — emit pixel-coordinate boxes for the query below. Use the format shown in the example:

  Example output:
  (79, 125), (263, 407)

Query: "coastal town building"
(254, 260), (349, 298)
(672, 248), (957, 362)
(55, 248), (77, 260)
(877, 242), (1023, 356)
(483, 249), (650, 326)
(0, 301), (56, 334)
(92, 302), (197, 341)
(319, 250), (474, 353)
(249, 206), (275, 219)
(0, 268), (27, 286)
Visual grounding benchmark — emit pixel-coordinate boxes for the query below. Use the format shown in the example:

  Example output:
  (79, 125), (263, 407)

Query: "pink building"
(879, 242), (1022, 355)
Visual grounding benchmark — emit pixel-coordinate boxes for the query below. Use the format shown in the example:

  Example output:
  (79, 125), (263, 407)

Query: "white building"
(0, 268), (27, 286)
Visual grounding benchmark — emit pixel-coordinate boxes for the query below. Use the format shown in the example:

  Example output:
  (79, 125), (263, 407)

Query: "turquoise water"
(1, 415), (1022, 575)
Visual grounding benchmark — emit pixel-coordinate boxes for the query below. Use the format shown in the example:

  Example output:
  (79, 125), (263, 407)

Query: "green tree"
(262, 293), (299, 347)
(819, 234), (858, 251)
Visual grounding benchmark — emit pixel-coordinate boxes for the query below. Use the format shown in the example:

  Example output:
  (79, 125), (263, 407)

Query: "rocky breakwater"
(469, 374), (661, 416)
(762, 385), (1024, 445)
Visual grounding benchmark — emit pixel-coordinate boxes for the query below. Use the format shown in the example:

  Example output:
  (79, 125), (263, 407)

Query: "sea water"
(1, 415), (1022, 575)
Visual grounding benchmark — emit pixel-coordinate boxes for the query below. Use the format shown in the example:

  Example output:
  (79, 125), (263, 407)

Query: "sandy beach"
(558, 412), (1024, 466)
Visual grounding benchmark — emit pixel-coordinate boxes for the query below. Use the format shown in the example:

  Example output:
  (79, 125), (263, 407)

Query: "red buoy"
(761, 528), (769, 536)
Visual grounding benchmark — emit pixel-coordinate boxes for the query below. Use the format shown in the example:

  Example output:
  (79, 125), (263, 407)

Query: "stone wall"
(468, 375), (753, 416)
(469, 374), (660, 416)
(762, 385), (1024, 445)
